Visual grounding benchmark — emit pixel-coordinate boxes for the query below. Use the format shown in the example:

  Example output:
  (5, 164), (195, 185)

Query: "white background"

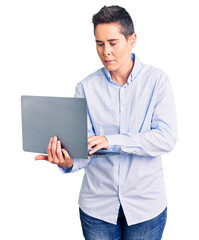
(0, 0), (198, 239)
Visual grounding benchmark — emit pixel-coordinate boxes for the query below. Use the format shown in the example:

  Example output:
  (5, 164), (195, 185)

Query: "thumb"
(35, 155), (48, 160)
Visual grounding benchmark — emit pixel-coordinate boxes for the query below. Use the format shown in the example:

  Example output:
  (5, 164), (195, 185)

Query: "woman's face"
(94, 23), (136, 73)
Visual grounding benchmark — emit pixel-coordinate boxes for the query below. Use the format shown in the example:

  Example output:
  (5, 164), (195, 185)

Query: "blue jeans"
(79, 206), (167, 240)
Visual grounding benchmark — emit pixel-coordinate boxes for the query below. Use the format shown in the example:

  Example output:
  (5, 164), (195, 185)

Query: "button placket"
(118, 86), (126, 189)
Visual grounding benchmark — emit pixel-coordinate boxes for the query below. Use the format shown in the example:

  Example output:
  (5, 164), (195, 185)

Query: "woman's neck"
(110, 59), (134, 86)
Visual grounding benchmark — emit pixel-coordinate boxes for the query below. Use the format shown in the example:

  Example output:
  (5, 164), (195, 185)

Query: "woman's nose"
(103, 44), (111, 56)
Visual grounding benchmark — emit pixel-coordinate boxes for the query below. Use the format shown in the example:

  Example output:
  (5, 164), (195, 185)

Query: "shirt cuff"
(58, 165), (73, 173)
(58, 157), (91, 173)
(105, 134), (123, 152)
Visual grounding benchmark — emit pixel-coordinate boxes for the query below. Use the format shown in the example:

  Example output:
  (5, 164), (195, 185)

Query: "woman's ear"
(128, 33), (137, 48)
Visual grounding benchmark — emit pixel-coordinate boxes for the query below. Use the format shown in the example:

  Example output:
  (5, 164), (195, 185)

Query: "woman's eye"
(110, 43), (116, 46)
(97, 43), (104, 47)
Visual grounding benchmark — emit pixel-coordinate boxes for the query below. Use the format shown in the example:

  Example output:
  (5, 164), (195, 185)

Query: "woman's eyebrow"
(95, 39), (119, 42)
(96, 40), (103, 43)
(108, 39), (119, 41)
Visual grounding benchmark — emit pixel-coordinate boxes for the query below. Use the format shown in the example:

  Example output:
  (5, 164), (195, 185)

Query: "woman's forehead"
(95, 23), (124, 40)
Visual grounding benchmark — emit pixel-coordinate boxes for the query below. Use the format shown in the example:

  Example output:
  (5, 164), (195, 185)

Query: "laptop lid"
(21, 95), (88, 159)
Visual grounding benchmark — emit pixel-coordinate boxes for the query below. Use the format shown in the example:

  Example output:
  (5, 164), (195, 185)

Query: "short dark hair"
(92, 5), (135, 39)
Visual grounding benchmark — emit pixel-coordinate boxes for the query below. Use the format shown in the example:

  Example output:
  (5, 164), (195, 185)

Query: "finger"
(35, 155), (48, 160)
(47, 137), (53, 163)
(56, 141), (65, 163)
(61, 149), (71, 160)
(89, 143), (104, 155)
(88, 136), (100, 145)
(88, 136), (98, 142)
(88, 137), (101, 150)
(51, 136), (59, 163)
(60, 149), (73, 168)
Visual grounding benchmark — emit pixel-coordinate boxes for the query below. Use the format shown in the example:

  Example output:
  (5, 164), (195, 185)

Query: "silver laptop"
(21, 95), (119, 159)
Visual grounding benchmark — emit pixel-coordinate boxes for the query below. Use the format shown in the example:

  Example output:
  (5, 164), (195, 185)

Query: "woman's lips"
(104, 60), (114, 64)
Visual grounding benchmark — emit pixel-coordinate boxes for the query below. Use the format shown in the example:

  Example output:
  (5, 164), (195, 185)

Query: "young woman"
(35, 5), (177, 240)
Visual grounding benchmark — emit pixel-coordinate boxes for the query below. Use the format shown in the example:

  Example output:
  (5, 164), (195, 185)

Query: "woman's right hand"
(35, 136), (74, 168)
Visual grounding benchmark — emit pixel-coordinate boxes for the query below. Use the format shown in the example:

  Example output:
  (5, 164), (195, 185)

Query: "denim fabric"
(79, 206), (167, 240)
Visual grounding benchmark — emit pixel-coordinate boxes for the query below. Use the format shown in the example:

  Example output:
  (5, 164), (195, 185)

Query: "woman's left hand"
(88, 136), (109, 155)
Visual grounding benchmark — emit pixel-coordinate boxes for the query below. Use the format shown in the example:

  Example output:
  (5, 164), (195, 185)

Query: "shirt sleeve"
(58, 157), (91, 173)
(105, 76), (178, 157)
(58, 82), (95, 173)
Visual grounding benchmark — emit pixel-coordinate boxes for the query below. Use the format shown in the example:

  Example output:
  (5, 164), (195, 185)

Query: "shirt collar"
(103, 53), (143, 85)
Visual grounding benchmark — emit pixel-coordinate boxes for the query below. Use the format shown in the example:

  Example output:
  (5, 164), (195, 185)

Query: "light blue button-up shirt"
(59, 54), (177, 225)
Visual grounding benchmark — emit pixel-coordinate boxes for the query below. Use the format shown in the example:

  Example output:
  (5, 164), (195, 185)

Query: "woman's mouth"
(104, 60), (114, 64)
